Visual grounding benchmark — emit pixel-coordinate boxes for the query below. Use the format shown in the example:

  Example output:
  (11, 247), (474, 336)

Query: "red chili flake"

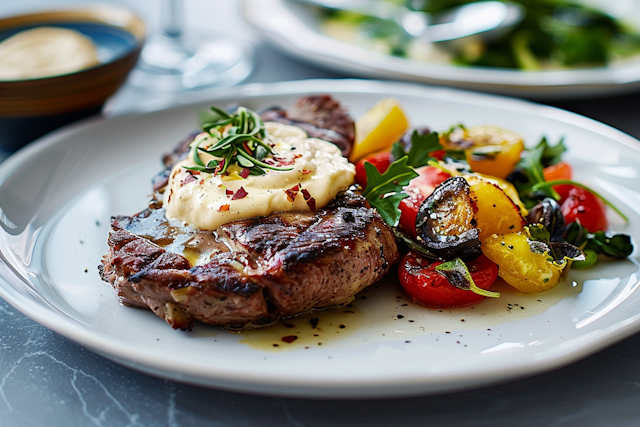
(293, 154), (302, 159)
(199, 180), (204, 185)
(226, 189), (234, 196)
(232, 186), (248, 200)
(180, 173), (197, 186)
(302, 169), (311, 174)
(240, 168), (251, 179)
(218, 204), (230, 212)
(273, 155), (295, 166)
(242, 141), (252, 154)
(281, 335), (298, 344)
(167, 189), (173, 204)
(285, 184), (300, 202)
(301, 188), (312, 201)
(190, 170), (201, 175)
(306, 197), (316, 210)
(263, 158), (276, 166)
(214, 159), (225, 176)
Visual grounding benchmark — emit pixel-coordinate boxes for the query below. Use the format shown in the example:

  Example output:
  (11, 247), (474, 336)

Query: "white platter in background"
(242, 0), (640, 99)
(0, 80), (639, 398)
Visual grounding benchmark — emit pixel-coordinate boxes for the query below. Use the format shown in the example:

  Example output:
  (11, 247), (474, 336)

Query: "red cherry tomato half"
(398, 166), (450, 237)
(429, 149), (446, 161)
(543, 161), (572, 182)
(354, 151), (392, 189)
(554, 184), (608, 232)
(399, 253), (499, 308)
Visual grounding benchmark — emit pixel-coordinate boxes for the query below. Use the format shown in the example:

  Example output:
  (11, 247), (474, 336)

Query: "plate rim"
(1, 78), (640, 398)
(241, 0), (640, 98)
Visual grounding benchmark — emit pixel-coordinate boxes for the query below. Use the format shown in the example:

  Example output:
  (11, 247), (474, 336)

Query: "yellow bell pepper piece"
(482, 232), (564, 293)
(349, 98), (409, 162)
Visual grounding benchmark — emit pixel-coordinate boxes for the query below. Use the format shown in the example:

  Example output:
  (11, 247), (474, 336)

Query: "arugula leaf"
(539, 136), (567, 168)
(511, 136), (567, 207)
(363, 156), (418, 226)
(564, 222), (634, 267)
(585, 231), (634, 258)
(435, 258), (500, 298)
(391, 130), (443, 168)
(517, 142), (546, 188)
(390, 141), (407, 164)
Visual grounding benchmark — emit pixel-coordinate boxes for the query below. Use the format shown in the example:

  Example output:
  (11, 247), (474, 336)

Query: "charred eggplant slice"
(416, 176), (482, 262)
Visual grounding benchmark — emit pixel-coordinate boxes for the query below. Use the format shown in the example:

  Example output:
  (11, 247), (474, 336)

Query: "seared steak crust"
(261, 95), (355, 157)
(100, 190), (399, 330)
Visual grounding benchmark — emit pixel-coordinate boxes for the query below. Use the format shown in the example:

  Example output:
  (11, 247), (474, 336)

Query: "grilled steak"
(261, 94), (355, 157)
(100, 189), (399, 330)
(100, 95), (397, 330)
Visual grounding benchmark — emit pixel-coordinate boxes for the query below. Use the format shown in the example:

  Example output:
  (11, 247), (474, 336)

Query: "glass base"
(130, 32), (253, 91)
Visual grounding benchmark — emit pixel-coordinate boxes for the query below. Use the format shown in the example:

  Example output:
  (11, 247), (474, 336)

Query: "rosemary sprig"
(188, 106), (293, 176)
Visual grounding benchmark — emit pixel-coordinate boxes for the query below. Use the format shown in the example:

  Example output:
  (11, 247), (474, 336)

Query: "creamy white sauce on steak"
(163, 122), (355, 230)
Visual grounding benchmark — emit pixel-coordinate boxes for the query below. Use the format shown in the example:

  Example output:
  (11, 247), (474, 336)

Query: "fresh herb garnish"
(511, 137), (559, 205)
(435, 258), (500, 298)
(187, 106), (293, 176)
(587, 231), (634, 258)
(510, 136), (627, 224)
(391, 130), (443, 168)
(525, 224), (585, 268)
(391, 228), (440, 261)
(539, 136), (567, 168)
(363, 156), (418, 226)
(564, 222), (634, 260)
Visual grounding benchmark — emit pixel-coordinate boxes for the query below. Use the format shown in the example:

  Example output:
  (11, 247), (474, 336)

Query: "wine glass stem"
(161, 0), (183, 41)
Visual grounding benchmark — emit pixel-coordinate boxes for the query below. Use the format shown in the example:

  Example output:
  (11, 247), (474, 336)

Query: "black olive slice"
(415, 176), (482, 262)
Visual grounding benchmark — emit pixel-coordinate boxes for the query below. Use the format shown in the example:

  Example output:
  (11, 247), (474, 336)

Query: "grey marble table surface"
(2, 1), (640, 426)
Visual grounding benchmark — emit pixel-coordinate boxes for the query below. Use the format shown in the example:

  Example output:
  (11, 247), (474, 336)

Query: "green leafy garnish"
(435, 258), (500, 298)
(525, 223), (585, 268)
(391, 228), (440, 261)
(539, 136), (567, 168)
(391, 130), (443, 168)
(586, 231), (634, 258)
(525, 223), (551, 243)
(564, 222), (633, 268)
(512, 136), (627, 224)
(511, 137), (560, 205)
(363, 156), (418, 226)
(188, 106), (293, 176)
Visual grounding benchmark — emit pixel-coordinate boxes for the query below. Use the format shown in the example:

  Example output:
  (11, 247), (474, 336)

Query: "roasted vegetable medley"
(352, 98), (634, 308)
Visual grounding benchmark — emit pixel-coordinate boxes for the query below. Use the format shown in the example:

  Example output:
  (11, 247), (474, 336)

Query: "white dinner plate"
(242, 0), (640, 99)
(0, 80), (639, 398)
